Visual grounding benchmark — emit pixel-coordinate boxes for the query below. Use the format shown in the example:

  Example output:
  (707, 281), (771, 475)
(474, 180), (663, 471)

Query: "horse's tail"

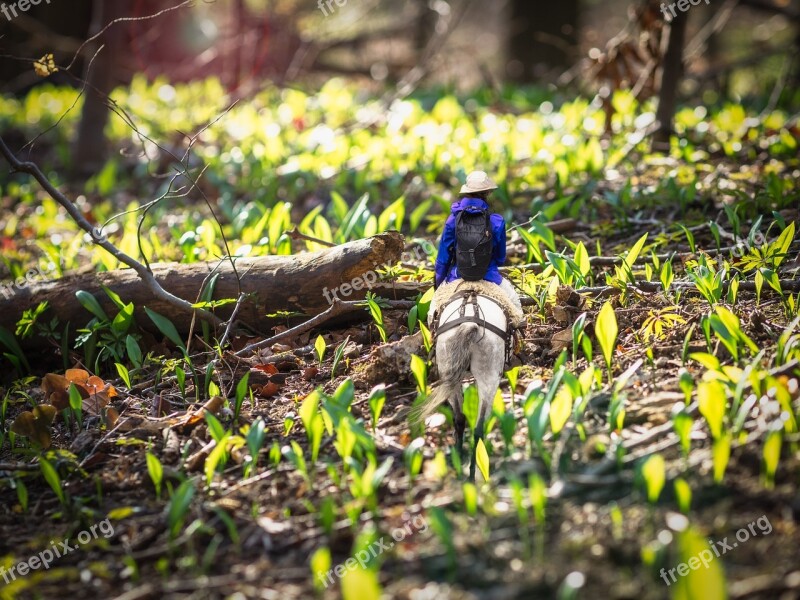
(411, 323), (479, 425)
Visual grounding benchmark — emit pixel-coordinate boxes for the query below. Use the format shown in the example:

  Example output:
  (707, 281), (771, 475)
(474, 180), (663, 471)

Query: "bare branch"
(0, 135), (223, 327)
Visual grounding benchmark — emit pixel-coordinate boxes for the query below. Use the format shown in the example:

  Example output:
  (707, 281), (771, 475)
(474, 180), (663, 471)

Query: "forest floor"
(1, 84), (799, 600)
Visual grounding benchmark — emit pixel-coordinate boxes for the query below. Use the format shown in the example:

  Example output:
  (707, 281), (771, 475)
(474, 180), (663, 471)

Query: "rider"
(433, 171), (521, 310)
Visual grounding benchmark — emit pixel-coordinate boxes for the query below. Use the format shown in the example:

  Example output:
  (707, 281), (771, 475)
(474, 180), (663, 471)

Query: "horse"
(413, 279), (522, 480)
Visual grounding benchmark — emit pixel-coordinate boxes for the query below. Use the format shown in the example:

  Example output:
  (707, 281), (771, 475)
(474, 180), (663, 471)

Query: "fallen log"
(0, 232), (404, 341)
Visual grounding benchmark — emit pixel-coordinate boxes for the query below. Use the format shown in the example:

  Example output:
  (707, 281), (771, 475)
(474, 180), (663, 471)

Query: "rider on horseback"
(433, 170), (521, 312)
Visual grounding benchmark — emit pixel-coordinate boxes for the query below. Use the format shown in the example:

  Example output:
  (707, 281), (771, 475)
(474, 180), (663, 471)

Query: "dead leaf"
(10, 404), (57, 448)
(259, 382), (281, 397)
(41, 373), (70, 410)
(552, 305), (571, 323)
(102, 406), (120, 428)
(42, 370), (118, 416)
(65, 369), (90, 385)
(33, 53), (58, 77)
(252, 363), (279, 375)
(551, 327), (574, 353)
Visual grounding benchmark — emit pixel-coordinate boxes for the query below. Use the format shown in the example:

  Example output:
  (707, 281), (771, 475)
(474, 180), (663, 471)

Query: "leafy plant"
(40, 457), (66, 505)
(146, 451), (164, 499)
(314, 335), (327, 367)
(244, 418), (266, 478)
(368, 385), (386, 431)
(595, 301), (618, 383)
(167, 479), (196, 539)
(640, 454), (665, 504)
(363, 292), (388, 343)
(234, 373), (250, 422)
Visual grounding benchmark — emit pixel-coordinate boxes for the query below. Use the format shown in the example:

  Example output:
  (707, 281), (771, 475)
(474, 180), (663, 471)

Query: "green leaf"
(690, 352), (721, 372)
(673, 526), (727, 600)
(673, 411), (693, 456)
(549, 385), (572, 435)
(410, 354), (428, 395)
(574, 241), (590, 277)
(529, 473), (547, 522)
(378, 196), (406, 232)
(417, 285), (435, 323)
(314, 335), (327, 365)
(311, 546), (332, 591)
(0, 326), (30, 372)
(624, 233), (648, 268)
(125, 335), (143, 368)
(342, 565), (381, 600)
(115, 363), (131, 388)
(40, 458), (65, 505)
(205, 435), (230, 485)
(368, 385), (386, 431)
(145, 307), (186, 352)
(167, 479), (196, 539)
(205, 412), (226, 443)
(712, 433), (732, 483)
(678, 224), (696, 253)
(595, 301), (618, 375)
(76, 290), (109, 321)
(475, 437), (490, 481)
(146, 452), (163, 498)
(698, 379), (726, 439)
(463, 384), (479, 431)
(674, 478), (692, 514)
(111, 302), (135, 334)
(462, 482), (478, 515)
(762, 430), (782, 489)
(100, 285), (126, 310)
(771, 221), (795, 267)
(641, 454), (665, 504)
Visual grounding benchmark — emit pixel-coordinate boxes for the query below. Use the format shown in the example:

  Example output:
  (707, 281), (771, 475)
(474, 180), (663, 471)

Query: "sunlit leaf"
(475, 438), (490, 481)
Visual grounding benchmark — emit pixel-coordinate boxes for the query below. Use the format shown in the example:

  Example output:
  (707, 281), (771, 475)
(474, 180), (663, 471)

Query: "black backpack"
(455, 208), (493, 281)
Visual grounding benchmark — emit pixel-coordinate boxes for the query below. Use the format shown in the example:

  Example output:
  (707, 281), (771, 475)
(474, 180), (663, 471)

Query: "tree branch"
(0, 135), (222, 327)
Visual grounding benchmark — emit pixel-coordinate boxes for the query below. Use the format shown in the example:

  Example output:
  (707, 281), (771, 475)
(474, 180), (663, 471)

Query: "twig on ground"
(234, 298), (414, 357)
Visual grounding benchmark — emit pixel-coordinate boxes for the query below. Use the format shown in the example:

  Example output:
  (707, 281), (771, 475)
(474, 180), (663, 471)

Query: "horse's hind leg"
(452, 386), (466, 475)
(454, 405), (466, 459)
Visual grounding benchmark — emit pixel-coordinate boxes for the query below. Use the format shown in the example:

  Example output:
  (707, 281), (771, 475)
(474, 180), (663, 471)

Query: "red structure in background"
(127, 0), (298, 94)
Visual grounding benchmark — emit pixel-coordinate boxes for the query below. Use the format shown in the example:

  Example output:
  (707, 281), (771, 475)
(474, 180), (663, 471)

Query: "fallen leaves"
(10, 404), (57, 448)
(41, 369), (120, 426)
(11, 369), (121, 448)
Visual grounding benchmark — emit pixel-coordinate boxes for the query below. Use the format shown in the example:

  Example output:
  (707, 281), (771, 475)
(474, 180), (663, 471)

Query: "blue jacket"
(434, 197), (506, 287)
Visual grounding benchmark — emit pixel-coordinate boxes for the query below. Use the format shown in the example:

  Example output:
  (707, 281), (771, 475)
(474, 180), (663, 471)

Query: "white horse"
(414, 281), (516, 480)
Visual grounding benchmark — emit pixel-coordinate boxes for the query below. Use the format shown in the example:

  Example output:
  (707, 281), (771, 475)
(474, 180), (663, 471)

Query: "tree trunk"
(507, 0), (579, 81)
(72, 0), (124, 177)
(1, 233), (405, 343)
(653, 11), (688, 148)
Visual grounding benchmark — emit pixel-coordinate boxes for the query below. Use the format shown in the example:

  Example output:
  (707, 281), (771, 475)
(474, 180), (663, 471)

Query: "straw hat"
(460, 171), (498, 194)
